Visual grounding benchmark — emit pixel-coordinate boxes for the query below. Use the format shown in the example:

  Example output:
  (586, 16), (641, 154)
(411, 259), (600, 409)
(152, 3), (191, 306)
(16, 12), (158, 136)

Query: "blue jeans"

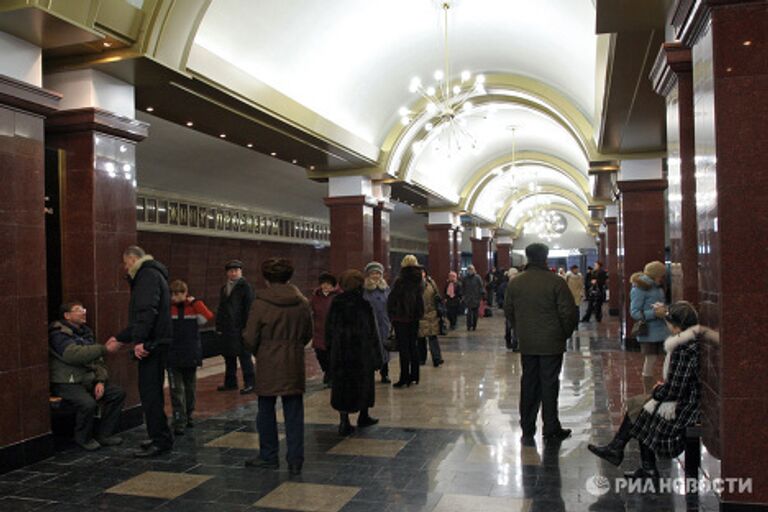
(257, 395), (304, 465)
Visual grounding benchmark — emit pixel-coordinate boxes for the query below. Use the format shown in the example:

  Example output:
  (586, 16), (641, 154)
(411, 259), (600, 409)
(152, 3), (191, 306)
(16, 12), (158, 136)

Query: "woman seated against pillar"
(588, 301), (701, 479)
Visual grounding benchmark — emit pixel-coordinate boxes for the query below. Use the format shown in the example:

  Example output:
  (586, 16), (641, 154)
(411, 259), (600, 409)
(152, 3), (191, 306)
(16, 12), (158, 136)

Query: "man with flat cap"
(216, 259), (255, 394)
(504, 243), (578, 446)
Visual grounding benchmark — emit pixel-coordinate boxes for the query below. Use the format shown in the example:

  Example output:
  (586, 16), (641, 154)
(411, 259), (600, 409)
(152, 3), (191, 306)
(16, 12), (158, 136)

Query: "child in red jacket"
(169, 280), (214, 435)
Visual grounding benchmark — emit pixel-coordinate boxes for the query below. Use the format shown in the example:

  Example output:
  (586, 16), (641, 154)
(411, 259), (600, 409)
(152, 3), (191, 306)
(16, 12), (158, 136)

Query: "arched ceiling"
(195, 0), (598, 147)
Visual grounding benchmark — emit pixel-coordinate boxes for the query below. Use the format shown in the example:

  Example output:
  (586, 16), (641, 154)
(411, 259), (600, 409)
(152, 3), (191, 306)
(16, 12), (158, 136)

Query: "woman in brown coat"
(243, 258), (312, 476)
(418, 268), (444, 367)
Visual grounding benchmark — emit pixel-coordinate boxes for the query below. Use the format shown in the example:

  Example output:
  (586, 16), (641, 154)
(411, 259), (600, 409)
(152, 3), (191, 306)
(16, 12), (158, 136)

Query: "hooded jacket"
(243, 283), (313, 396)
(629, 272), (668, 342)
(503, 263), (579, 355)
(116, 255), (173, 351)
(48, 321), (108, 386)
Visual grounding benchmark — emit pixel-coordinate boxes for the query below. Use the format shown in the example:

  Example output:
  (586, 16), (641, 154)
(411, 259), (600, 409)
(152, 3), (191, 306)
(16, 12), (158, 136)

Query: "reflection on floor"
(0, 312), (720, 511)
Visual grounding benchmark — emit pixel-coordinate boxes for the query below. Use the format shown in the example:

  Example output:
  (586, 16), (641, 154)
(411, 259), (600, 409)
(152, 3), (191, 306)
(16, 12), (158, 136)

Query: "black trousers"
(446, 302), (460, 329)
(223, 346), (255, 388)
(314, 348), (330, 374)
(418, 336), (443, 365)
(520, 354), (564, 437)
(51, 382), (125, 445)
(257, 394), (304, 465)
(581, 300), (604, 322)
(394, 321), (420, 383)
(466, 306), (479, 329)
(138, 346), (173, 450)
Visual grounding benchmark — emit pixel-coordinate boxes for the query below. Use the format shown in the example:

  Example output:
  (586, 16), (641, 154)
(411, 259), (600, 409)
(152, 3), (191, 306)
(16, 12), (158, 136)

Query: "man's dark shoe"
(245, 458), (279, 469)
(544, 428), (572, 443)
(521, 435), (536, 447)
(381, 376), (391, 384)
(95, 435), (123, 447)
(240, 385), (254, 395)
(133, 445), (170, 458)
(433, 359), (444, 367)
(186, 419), (195, 428)
(140, 439), (154, 449)
(288, 464), (302, 476)
(77, 439), (101, 451)
(357, 415), (379, 428)
(217, 384), (237, 392)
(173, 427), (185, 436)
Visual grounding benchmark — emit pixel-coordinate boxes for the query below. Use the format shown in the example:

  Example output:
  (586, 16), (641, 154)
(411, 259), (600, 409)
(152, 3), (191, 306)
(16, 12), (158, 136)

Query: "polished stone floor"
(0, 311), (720, 511)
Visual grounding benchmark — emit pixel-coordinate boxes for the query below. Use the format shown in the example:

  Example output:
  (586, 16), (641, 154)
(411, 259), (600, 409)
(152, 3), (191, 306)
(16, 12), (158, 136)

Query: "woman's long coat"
(418, 277), (441, 338)
(630, 326), (701, 458)
(363, 283), (390, 365)
(326, 289), (384, 413)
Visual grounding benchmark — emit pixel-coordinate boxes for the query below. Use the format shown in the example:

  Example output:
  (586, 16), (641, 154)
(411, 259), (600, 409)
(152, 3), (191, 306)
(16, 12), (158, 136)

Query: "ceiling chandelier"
(399, 1), (486, 156)
(525, 210), (567, 242)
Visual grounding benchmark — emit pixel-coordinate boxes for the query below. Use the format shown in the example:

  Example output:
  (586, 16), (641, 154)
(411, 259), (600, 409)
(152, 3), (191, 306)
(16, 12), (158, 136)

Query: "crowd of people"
(48, 242), (701, 486)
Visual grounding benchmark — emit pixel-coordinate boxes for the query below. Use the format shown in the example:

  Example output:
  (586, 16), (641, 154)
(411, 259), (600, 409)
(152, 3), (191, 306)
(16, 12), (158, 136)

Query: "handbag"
(429, 279), (447, 318)
(382, 328), (398, 352)
(631, 319), (648, 337)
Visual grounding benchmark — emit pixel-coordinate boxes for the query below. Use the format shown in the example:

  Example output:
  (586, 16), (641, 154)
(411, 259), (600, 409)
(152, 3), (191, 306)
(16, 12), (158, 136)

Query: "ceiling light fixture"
(247, 143), (253, 148)
(292, 159), (298, 164)
(103, 41), (112, 48)
(146, 107), (154, 112)
(186, 121), (194, 127)
(399, 1), (486, 156)
(270, 152), (277, 156)
(219, 134), (226, 138)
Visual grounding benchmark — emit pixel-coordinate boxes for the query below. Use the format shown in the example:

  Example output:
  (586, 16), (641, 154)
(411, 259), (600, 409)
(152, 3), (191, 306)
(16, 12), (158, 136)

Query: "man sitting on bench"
(49, 301), (125, 451)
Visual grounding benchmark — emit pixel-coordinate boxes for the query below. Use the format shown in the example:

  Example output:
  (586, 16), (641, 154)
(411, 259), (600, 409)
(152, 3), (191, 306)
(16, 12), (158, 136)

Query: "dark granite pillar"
(324, 195), (375, 276)
(0, 74), (59, 471)
(46, 108), (148, 409)
(617, 179), (667, 345)
(373, 201), (393, 278)
(605, 217), (620, 316)
(471, 236), (491, 277)
(496, 243), (512, 270)
(427, 224), (454, 284)
(452, 227), (462, 272)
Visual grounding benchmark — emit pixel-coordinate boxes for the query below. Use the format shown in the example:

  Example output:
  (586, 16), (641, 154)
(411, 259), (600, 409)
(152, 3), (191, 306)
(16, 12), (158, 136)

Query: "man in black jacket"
(111, 245), (174, 457)
(216, 260), (255, 394)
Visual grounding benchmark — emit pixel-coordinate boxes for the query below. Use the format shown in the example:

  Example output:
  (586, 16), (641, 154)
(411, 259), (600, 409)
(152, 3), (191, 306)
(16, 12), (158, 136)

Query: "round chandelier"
(525, 210), (567, 242)
(399, 1), (486, 156)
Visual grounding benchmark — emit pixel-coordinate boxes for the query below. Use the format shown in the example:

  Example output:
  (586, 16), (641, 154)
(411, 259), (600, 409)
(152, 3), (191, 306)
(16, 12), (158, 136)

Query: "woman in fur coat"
(362, 261), (391, 383)
(326, 269), (384, 436)
(588, 301), (701, 479)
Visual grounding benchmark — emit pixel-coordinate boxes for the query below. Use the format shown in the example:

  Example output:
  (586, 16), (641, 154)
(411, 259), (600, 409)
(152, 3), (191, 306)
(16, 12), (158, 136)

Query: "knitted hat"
(643, 261), (666, 280)
(666, 301), (699, 329)
(364, 261), (385, 275)
(401, 254), (420, 268)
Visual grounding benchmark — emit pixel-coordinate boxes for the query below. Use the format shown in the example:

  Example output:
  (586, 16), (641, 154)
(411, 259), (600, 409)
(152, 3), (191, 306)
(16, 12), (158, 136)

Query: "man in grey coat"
(461, 265), (484, 331)
(504, 243), (578, 445)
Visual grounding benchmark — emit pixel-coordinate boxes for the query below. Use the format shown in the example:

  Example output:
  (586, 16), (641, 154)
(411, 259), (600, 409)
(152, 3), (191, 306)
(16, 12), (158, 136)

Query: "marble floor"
(0, 312), (720, 511)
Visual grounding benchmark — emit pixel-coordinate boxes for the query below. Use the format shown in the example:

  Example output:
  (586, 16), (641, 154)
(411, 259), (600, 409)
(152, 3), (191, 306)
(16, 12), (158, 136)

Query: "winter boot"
(588, 414), (634, 466)
(624, 443), (660, 480)
(338, 413), (355, 436)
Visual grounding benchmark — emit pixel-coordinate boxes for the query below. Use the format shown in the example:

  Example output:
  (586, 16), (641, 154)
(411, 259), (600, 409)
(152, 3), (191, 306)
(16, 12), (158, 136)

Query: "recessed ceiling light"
(186, 121), (193, 127)
(247, 143), (253, 148)
(219, 134), (226, 138)
(270, 152), (277, 156)
(743, 40), (752, 46)
(146, 107), (154, 112)
(309, 165), (315, 171)
(103, 41), (112, 48)
(292, 159), (298, 164)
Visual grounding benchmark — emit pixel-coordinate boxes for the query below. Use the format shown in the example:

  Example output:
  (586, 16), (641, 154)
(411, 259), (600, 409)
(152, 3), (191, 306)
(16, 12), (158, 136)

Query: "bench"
(684, 424), (702, 480)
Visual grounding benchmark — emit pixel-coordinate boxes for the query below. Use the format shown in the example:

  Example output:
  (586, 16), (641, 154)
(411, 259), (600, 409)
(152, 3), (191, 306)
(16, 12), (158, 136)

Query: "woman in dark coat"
(326, 269), (383, 436)
(588, 301), (701, 479)
(387, 255), (424, 388)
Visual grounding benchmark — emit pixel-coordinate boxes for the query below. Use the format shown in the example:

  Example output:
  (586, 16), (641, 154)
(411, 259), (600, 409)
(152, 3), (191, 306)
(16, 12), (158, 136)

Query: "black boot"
(588, 414), (633, 466)
(624, 443), (659, 480)
(338, 413), (355, 436)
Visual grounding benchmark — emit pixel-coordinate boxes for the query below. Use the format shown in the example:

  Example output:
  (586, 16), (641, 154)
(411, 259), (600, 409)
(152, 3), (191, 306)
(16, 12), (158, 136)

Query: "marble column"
(0, 73), (60, 471)
(471, 229), (492, 277)
(604, 216), (620, 316)
(426, 224), (454, 284)
(46, 108), (148, 409)
(373, 200), (393, 278)
(676, 1), (768, 505)
(617, 179), (667, 344)
(652, 42), (698, 305)
(324, 196), (375, 276)
(496, 236), (513, 270)
(452, 227), (462, 272)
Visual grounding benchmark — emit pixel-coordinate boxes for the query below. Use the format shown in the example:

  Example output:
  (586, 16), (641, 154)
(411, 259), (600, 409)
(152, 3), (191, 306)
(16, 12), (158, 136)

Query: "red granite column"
(496, 243), (512, 270)
(681, 2), (768, 505)
(0, 75), (59, 470)
(46, 108), (148, 409)
(324, 195), (375, 276)
(652, 42), (699, 305)
(373, 201), (393, 277)
(471, 236), (491, 277)
(427, 224), (453, 283)
(604, 217), (620, 316)
(452, 228), (462, 271)
(617, 179), (667, 343)
(598, 232), (607, 264)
